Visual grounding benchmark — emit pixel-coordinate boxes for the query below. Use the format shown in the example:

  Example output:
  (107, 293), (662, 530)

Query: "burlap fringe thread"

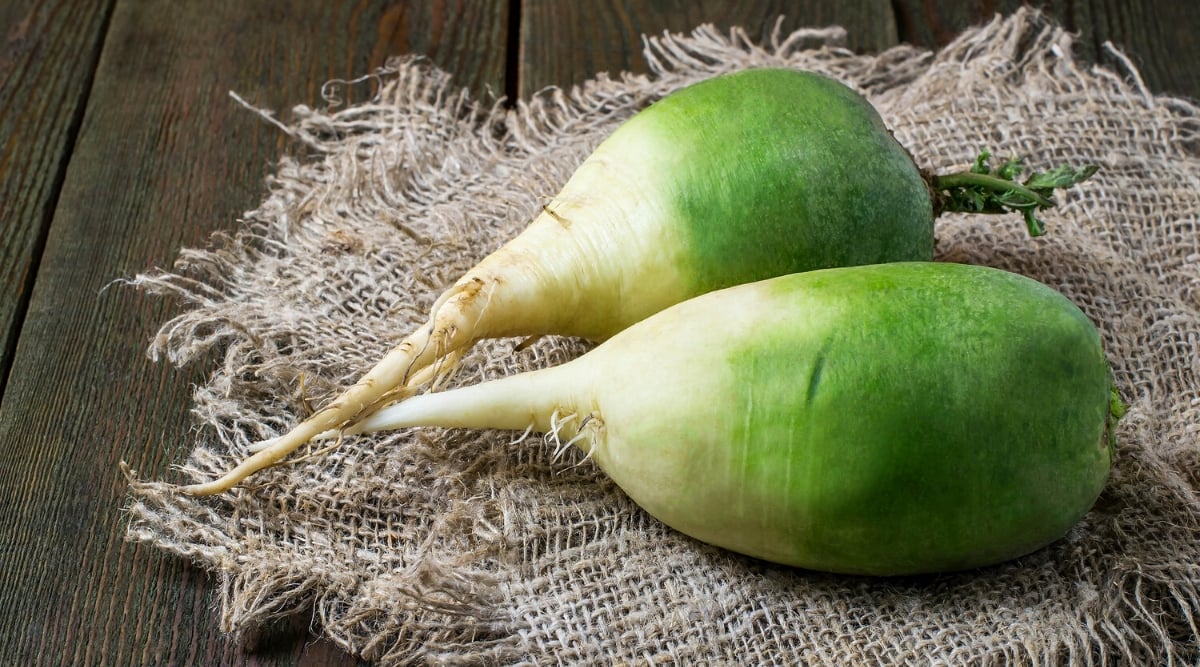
(125, 9), (1200, 666)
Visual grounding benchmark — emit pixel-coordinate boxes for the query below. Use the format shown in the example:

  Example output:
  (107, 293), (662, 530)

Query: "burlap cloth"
(125, 9), (1200, 665)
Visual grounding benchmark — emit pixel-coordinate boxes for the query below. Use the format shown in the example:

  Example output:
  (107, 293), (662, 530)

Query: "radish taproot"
(183, 68), (1096, 496)
(343, 262), (1119, 575)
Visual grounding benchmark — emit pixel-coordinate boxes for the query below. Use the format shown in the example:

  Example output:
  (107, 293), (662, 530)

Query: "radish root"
(181, 282), (489, 496)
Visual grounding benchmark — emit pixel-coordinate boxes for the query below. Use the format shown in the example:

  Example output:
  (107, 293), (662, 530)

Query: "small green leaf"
(1021, 209), (1046, 237)
(997, 158), (1024, 181)
(1025, 164), (1100, 191)
(930, 150), (1099, 236)
(971, 149), (992, 174)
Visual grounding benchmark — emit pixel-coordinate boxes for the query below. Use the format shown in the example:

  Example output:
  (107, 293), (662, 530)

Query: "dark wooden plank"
(369, 0), (512, 100)
(890, 0), (1022, 49)
(892, 0), (1200, 100)
(517, 0), (900, 98)
(0, 0), (506, 665)
(0, 0), (114, 402)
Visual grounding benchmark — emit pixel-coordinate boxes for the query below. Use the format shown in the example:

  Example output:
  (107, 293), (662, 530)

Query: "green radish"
(183, 68), (1095, 496)
(342, 262), (1118, 575)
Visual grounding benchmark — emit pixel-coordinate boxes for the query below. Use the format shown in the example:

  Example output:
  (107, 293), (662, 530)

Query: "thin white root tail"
(247, 348), (464, 451)
(182, 285), (484, 496)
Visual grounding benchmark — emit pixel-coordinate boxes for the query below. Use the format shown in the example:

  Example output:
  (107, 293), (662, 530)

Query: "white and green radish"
(184, 68), (1095, 495)
(339, 262), (1120, 575)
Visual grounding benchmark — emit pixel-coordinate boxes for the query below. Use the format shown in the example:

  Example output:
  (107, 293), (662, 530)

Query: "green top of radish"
(530, 68), (938, 339)
(596, 68), (934, 297)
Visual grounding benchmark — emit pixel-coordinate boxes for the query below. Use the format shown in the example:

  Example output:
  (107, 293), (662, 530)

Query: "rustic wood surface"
(0, 1), (1195, 664)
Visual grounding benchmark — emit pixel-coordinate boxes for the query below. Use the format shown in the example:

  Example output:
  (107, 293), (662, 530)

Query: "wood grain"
(892, 0), (1200, 100)
(517, 0), (900, 97)
(0, 0), (115, 404)
(0, 0), (503, 664)
(369, 0), (511, 101)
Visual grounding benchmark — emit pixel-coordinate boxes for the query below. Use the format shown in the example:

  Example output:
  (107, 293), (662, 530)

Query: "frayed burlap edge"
(125, 8), (1200, 665)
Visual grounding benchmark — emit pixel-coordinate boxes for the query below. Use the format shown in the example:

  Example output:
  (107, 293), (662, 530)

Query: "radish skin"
(183, 68), (1096, 496)
(347, 263), (1117, 575)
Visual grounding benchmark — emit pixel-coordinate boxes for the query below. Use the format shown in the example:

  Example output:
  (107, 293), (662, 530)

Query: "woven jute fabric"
(125, 9), (1200, 665)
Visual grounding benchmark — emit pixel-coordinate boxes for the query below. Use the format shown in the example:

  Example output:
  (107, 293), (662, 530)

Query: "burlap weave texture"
(126, 9), (1200, 665)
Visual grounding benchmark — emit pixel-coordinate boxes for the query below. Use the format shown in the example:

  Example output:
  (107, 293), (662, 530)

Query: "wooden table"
(1, 2), (1196, 664)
